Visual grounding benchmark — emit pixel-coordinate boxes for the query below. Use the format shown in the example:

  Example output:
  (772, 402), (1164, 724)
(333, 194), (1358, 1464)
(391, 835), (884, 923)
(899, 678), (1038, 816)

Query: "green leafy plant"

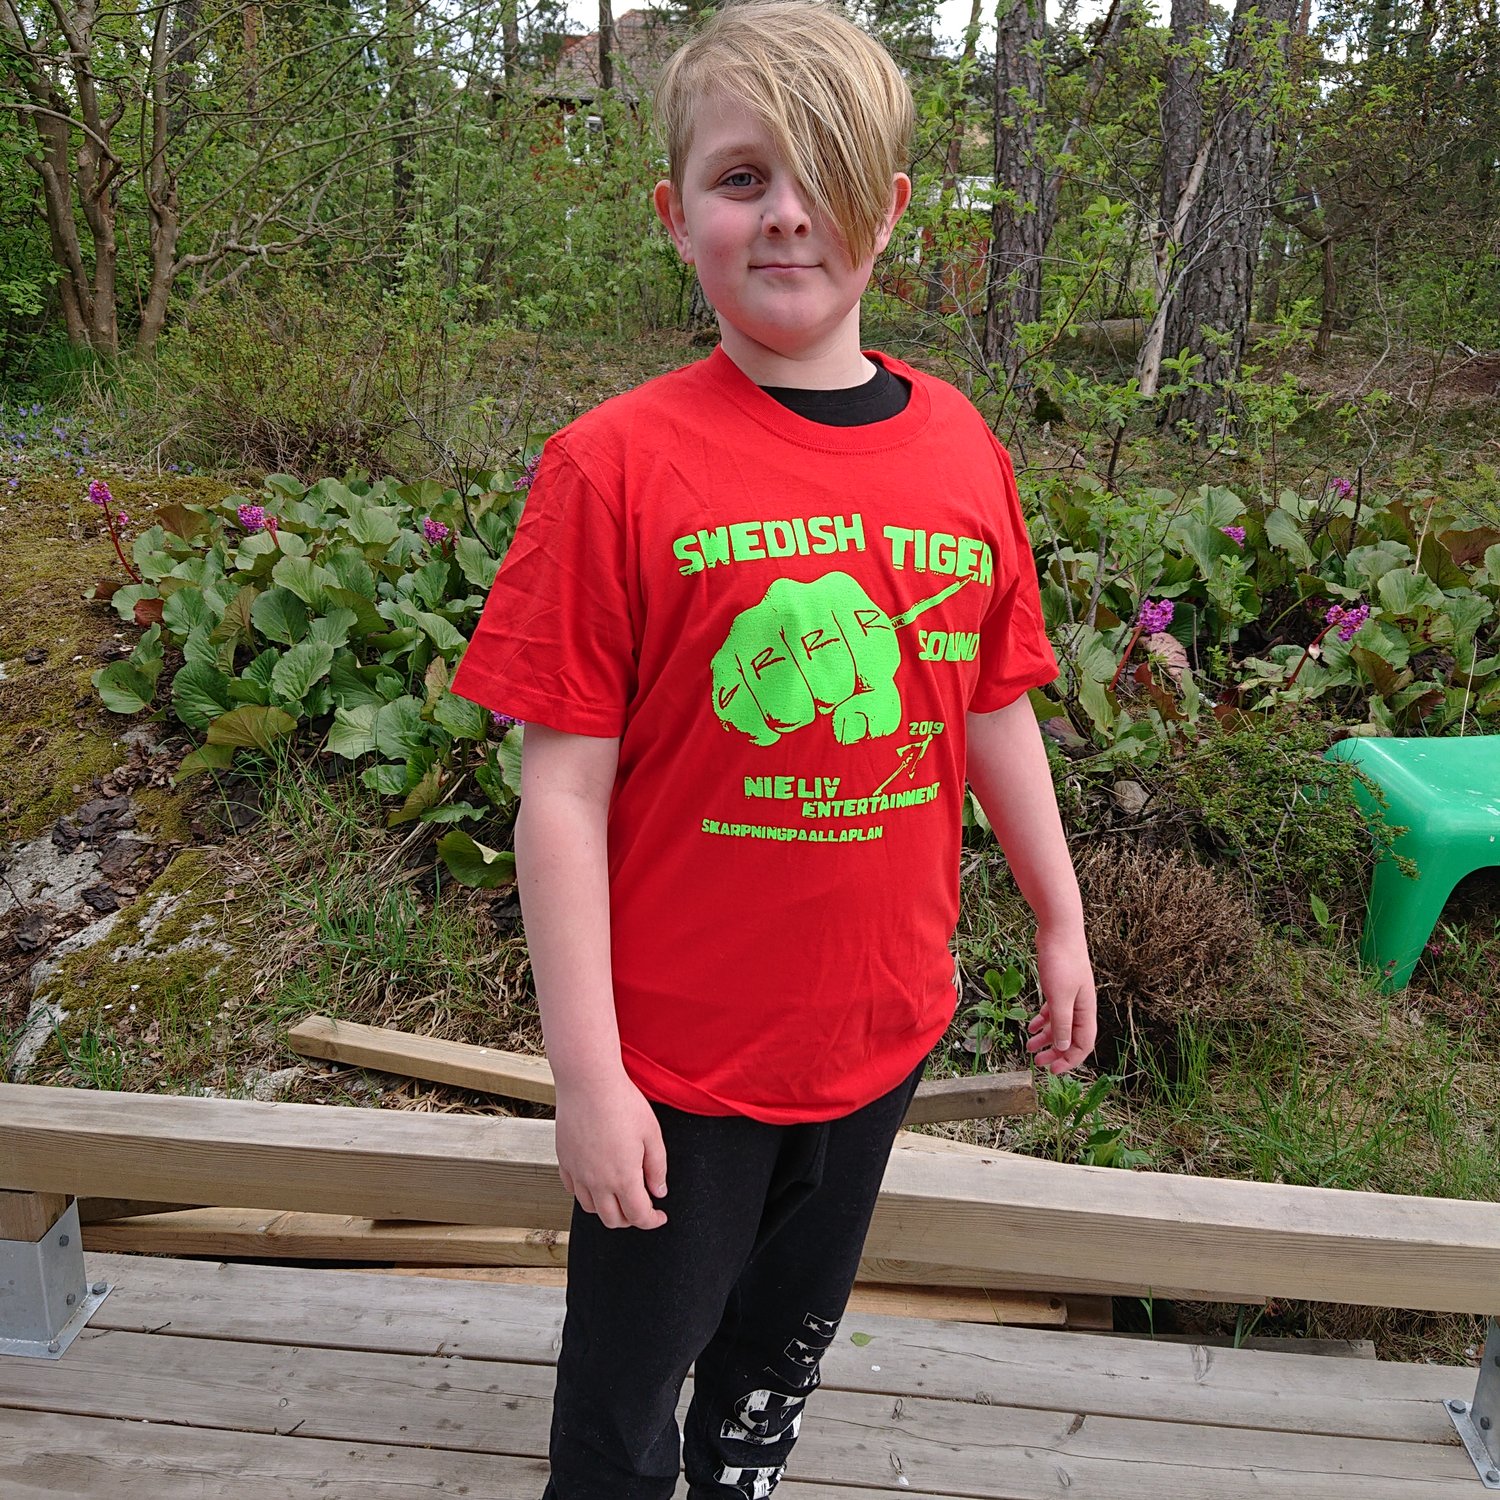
(90, 464), (536, 888)
(1035, 1071), (1151, 1168)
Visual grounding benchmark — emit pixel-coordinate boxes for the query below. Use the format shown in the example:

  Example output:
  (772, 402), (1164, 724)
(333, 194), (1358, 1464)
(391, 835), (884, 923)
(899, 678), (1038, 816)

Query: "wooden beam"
(903, 1072), (1035, 1124)
(286, 1016), (557, 1105)
(6, 1082), (1500, 1313)
(286, 1015), (1033, 1124)
(0, 1189), (68, 1241)
(339, 1264), (1109, 1328)
(81, 1206), (1106, 1313)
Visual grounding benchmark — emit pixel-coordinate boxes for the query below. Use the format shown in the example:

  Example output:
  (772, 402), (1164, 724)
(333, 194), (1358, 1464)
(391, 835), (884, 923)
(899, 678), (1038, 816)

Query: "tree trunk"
(388, 0), (417, 244)
(924, 0), (984, 315)
(598, 0), (614, 93)
(982, 0), (1047, 382)
(501, 0), (520, 81)
(1159, 0), (1295, 440)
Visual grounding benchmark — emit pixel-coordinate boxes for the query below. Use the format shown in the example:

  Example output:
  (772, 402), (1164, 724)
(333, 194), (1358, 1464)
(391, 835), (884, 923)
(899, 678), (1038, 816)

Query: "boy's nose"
(762, 180), (812, 236)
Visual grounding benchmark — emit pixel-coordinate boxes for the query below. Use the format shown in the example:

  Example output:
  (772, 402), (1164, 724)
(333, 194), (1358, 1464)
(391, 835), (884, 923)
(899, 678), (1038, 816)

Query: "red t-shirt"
(453, 347), (1057, 1123)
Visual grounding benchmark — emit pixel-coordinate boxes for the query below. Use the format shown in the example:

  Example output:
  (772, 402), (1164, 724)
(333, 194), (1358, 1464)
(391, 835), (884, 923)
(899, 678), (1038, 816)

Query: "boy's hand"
(1025, 923), (1098, 1075)
(554, 1074), (669, 1231)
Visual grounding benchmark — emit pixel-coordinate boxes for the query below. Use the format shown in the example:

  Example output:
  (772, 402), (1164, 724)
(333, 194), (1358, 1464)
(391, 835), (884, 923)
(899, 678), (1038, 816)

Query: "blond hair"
(653, 0), (913, 266)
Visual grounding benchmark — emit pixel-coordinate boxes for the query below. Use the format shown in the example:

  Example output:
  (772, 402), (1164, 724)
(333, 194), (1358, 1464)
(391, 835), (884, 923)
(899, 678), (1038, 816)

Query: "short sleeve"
(969, 436), (1058, 713)
(451, 438), (636, 736)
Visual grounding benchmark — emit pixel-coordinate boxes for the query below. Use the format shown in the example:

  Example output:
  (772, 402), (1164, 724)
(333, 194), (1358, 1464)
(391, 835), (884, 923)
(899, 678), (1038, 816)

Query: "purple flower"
(237, 503), (266, 533)
(1329, 477), (1354, 499)
(115, 511), (130, 528)
(422, 516), (451, 545)
(88, 479), (113, 508)
(1323, 600), (1370, 643)
(1221, 525), (1246, 545)
(491, 711), (523, 731)
(513, 454), (542, 490)
(1136, 598), (1175, 635)
(6, 477), (17, 490)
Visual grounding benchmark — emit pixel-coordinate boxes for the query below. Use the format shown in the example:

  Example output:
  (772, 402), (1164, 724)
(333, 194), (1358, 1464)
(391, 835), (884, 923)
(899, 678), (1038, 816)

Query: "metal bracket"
(1447, 1318), (1500, 1488)
(0, 1200), (112, 1359)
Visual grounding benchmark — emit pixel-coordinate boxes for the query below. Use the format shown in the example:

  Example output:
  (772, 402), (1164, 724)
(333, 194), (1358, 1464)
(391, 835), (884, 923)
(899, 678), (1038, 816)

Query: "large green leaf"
(270, 640), (336, 706)
(271, 554), (337, 610)
(324, 586), (386, 636)
(388, 766), (444, 826)
(327, 704), (378, 758)
(171, 661), (233, 731)
(234, 532), (279, 570)
(412, 609), (468, 656)
(1377, 569), (1445, 616)
(437, 829), (517, 889)
(498, 722), (524, 796)
(307, 607), (359, 650)
(111, 584), (160, 624)
(361, 761), (410, 795)
(329, 653), (386, 710)
(345, 506), (401, 547)
(162, 584), (218, 637)
(94, 662), (157, 715)
(324, 548), (377, 599)
(433, 688), (488, 741)
(373, 695), (427, 760)
(176, 742), (236, 779)
(211, 584), (260, 650)
(205, 704), (298, 749)
(454, 536), (499, 589)
(1264, 507), (1314, 569)
(250, 587), (310, 645)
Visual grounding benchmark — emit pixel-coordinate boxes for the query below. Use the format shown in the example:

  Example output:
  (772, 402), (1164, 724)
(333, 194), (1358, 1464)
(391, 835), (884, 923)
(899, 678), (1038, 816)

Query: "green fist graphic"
(711, 572), (903, 747)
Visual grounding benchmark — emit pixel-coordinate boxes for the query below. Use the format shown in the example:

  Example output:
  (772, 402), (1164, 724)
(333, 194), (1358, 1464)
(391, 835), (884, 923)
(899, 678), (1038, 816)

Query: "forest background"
(2, 0), (1499, 1363)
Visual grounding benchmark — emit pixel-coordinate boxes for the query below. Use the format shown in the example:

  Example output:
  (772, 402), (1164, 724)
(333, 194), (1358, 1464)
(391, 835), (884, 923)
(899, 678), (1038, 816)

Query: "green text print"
(712, 573), (898, 746)
(711, 571), (970, 747)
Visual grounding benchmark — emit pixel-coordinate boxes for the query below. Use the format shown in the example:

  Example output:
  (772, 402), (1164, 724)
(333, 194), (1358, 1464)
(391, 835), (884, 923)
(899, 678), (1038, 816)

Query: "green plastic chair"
(1325, 735), (1500, 991)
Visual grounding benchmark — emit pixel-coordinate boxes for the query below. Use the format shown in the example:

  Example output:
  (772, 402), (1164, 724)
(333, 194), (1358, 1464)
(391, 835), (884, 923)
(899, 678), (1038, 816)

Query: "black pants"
(541, 1059), (926, 1499)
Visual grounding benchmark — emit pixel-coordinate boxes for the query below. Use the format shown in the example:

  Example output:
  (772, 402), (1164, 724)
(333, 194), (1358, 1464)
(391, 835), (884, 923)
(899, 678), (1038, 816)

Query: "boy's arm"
(515, 723), (668, 1231)
(965, 696), (1097, 1074)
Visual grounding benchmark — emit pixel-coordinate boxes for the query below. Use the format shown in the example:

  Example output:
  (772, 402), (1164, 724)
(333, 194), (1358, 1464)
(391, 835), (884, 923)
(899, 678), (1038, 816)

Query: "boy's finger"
(643, 1131), (668, 1200)
(619, 1179), (667, 1231)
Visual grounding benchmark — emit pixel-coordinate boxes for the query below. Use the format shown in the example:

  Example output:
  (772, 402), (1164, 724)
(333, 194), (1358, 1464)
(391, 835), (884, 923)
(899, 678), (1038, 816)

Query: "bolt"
(1488, 1470), (1500, 1486)
(57, 1234), (69, 1247)
(1482, 1416), (1493, 1431)
(65, 1292), (76, 1307)
(46, 1340), (60, 1354)
(92, 1281), (107, 1295)
(1451, 1400), (1469, 1413)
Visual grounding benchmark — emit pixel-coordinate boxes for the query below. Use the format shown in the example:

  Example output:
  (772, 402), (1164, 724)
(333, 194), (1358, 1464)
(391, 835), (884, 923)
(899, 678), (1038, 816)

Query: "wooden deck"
(0, 1251), (1483, 1498)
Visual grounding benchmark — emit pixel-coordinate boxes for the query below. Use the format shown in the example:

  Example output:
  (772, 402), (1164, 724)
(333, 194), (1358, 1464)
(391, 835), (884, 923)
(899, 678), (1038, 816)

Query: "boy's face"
(653, 93), (910, 384)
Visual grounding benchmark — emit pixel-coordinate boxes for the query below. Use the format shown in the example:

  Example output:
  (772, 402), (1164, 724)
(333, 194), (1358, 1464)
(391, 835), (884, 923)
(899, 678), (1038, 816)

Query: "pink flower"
(513, 455), (542, 490)
(88, 479), (112, 508)
(1323, 600), (1370, 642)
(1329, 477), (1354, 499)
(1221, 525), (1246, 545)
(115, 512), (130, 528)
(422, 516), (451, 545)
(237, 503), (267, 533)
(1136, 598), (1175, 635)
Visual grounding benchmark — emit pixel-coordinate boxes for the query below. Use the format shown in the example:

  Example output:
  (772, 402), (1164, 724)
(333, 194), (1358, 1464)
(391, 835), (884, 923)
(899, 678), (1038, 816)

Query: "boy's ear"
(873, 172), (913, 257)
(653, 179), (694, 264)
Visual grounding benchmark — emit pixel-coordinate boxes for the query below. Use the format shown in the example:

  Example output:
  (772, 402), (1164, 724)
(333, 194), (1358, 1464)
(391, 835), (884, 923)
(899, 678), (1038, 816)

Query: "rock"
(8, 1000), (65, 1082)
(24, 648), (46, 665)
(1112, 779), (1150, 817)
(0, 833), (101, 918)
(244, 1065), (307, 1102)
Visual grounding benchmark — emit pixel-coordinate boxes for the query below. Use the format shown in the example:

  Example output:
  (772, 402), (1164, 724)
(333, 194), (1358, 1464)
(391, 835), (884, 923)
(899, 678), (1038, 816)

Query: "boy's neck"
(717, 316), (876, 390)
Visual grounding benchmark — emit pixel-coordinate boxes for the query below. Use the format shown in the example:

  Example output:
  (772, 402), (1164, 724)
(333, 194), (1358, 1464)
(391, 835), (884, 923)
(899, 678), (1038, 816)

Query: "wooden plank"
(0, 1189), (67, 1240)
(84, 1209), (571, 1266)
(287, 1015), (558, 1105)
(79, 1255), (1469, 1442)
(287, 1015), (1033, 1126)
(0, 1410), (553, 1500)
(343, 1264), (1090, 1328)
(904, 1072), (1035, 1124)
(0, 1325), (1476, 1498)
(8, 1084), (1500, 1312)
(76, 1198), (196, 1224)
(0, 1410), (949, 1500)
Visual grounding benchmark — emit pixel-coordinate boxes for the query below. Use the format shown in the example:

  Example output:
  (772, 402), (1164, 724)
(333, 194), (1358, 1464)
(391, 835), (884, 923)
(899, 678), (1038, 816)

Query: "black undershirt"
(760, 360), (911, 426)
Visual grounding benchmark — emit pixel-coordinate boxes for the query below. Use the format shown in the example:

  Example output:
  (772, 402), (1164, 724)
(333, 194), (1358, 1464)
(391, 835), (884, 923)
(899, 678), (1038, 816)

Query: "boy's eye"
(721, 171), (758, 188)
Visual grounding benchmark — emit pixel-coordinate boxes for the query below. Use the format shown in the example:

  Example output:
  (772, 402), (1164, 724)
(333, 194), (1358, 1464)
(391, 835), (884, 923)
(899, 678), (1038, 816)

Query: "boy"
(452, 3), (1097, 1494)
